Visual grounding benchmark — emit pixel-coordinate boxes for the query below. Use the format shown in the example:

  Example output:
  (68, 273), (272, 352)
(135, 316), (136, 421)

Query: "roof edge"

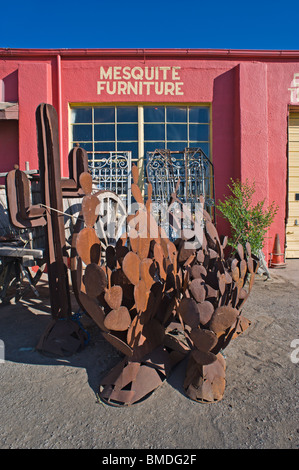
(1, 48), (299, 59)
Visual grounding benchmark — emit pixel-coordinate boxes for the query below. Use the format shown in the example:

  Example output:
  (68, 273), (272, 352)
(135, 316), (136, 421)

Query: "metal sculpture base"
(36, 318), (88, 357)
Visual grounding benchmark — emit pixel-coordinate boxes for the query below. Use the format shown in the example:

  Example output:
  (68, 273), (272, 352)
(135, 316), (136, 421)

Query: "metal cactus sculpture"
(71, 163), (259, 406)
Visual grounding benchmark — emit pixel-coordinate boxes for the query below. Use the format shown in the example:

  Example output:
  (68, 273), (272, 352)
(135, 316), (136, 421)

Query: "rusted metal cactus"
(179, 224), (258, 403)
(71, 163), (259, 406)
(71, 167), (184, 405)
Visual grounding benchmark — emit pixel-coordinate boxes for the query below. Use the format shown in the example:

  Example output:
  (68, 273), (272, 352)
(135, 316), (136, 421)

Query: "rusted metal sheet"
(35, 103), (72, 321)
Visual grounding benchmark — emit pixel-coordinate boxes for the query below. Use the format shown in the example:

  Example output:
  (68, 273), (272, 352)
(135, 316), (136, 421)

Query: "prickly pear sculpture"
(71, 165), (259, 406)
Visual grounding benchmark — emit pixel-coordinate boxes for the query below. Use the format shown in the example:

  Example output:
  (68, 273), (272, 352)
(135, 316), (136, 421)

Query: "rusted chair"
(61, 145), (89, 197)
(0, 167), (47, 302)
(6, 166), (46, 229)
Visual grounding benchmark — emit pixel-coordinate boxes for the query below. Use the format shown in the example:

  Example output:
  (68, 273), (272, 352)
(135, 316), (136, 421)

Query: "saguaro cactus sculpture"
(71, 164), (259, 406)
(6, 104), (90, 355)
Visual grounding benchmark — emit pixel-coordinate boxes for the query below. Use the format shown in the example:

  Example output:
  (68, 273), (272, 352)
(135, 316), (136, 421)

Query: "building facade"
(1, 48), (299, 263)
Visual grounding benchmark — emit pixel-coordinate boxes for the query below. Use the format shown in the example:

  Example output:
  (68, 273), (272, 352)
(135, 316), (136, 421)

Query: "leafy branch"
(216, 179), (278, 256)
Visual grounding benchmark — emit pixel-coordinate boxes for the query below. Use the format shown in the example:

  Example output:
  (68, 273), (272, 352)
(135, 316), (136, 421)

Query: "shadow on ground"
(0, 275), (190, 400)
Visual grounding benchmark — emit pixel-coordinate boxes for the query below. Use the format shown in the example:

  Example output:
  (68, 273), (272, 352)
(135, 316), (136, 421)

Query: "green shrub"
(216, 179), (278, 256)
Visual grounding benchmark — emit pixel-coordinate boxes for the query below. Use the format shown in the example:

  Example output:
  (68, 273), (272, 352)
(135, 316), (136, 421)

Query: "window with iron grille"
(70, 104), (211, 166)
(69, 104), (213, 234)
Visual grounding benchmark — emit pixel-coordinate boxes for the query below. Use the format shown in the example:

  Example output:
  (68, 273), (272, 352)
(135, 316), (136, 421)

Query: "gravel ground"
(0, 261), (298, 450)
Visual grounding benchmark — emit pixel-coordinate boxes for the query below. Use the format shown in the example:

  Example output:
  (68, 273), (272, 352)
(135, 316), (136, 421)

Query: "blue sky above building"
(0, 0), (297, 50)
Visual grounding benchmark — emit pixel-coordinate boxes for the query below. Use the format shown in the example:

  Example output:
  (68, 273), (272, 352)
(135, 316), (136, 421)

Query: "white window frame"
(69, 103), (212, 166)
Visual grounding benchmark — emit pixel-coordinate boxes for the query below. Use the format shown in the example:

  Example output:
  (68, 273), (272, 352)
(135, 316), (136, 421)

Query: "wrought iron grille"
(88, 151), (132, 208)
(146, 148), (214, 207)
(85, 147), (214, 243)
(88, 151), (132, 245)
(146, 147), (215, 239)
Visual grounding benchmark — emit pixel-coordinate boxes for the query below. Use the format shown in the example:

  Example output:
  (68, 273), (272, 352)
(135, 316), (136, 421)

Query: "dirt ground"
(0, 261), (298, 450)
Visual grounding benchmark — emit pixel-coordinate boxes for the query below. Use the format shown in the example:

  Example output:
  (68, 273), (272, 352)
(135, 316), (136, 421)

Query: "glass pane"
(189, 107), (210, 123)
(167, 141), (187, 152)
(167, 124), (187, 141)
(117, 123), (138, 141)
(94, 142), (116, 152)
(117, 142), (138, 161)
(189, 142), (210, 157)
(144, 141), (165, 156)
(166, 107), (187, 123)
(144, 124), (165, 141)
(144, 106), (165, 123)
(94, 107), (115, 123)
(72, 125), (92, 142)
(70, 108), (92, 124)
(94, 124), (115, 141)
(92, 153), (111, 165)
(117, 107), (138, 123)
(71, 142), (93, 151)
(189, 124), (209, 141)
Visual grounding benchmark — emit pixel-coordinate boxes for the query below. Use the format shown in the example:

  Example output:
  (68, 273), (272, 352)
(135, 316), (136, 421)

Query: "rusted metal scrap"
(71, 163), (259, 406)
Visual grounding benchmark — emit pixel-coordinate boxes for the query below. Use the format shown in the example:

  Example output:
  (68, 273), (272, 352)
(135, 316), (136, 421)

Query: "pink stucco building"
(1, 48), (299, 263)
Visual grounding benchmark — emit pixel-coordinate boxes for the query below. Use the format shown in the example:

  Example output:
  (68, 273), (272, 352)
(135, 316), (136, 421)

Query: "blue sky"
(0, 0), (297, 50)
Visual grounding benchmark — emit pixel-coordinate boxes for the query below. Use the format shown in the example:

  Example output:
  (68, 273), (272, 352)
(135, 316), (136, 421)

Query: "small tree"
(217, 179), (278, 256)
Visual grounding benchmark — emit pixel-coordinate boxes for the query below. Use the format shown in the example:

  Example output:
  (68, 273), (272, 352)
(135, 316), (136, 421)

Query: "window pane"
(144, 124), (165, 141)
(94, 124), (115, 141)
(94, 107), (115, 123)
(72, 125), (92, 142)
(117, 107), (138, 123)
(189, 107), (210, 123)
(167, 124), (187, 141)
(189, 124), (209, 141)
(117, 124), (138, 141)
(166, 107), (187, 123)
(71, 108), (92, 124)
(189, 142), (210, 157)
(94, 142), (116, 152)
(117, 142), (138, 161)
(71, 142), (93, 152)
(144, 141), (165, 155)
(167, 142), (187, 152)
(144, 106), (165, 123)
(93, 152), (110, 162)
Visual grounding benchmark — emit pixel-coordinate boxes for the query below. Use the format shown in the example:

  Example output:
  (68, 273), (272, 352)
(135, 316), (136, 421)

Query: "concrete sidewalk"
(268, 258), (299, 286)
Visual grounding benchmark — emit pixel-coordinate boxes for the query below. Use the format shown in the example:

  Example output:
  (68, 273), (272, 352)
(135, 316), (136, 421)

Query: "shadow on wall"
(0, 70), (19, 184)
(212, 66), (241, 239)
(0, 121), (19, 184)
(2, 70), (18, 102)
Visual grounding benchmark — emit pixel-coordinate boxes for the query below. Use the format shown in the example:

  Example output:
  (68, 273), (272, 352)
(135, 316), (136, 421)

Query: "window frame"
(69, 102), (212, 167)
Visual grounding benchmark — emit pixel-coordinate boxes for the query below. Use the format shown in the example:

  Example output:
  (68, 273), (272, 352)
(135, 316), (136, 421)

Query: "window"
(70, 104), (211, 166)
(70, 106), (138, 164)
